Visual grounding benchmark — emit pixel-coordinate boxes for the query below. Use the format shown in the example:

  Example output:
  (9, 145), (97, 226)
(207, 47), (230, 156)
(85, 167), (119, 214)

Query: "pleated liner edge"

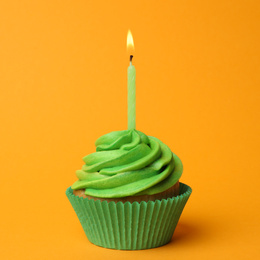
(66, 182), (192, 250)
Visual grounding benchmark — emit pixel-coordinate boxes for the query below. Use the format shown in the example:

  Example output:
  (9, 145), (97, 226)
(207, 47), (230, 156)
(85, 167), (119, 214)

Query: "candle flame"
(127, 30), (134, 55)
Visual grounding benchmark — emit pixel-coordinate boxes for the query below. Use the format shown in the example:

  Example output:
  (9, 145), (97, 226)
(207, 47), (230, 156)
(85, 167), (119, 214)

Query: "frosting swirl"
(71, 130), (183, 198)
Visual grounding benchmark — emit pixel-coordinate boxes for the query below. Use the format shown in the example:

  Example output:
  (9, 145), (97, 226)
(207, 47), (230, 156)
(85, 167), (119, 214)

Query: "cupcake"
(66, 129), (192, 250)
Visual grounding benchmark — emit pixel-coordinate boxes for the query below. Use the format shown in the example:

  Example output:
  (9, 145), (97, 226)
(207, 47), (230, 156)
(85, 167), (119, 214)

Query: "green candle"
(127, 30), (136, 130)
(128, 58), (136, 129)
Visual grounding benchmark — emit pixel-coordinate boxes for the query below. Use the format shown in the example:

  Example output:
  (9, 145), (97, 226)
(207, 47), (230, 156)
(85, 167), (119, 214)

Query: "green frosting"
(71, 130), (183, 198)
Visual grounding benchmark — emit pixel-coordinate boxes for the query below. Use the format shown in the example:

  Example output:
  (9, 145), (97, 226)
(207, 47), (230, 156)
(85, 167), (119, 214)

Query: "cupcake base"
(66, 183), (192, 250)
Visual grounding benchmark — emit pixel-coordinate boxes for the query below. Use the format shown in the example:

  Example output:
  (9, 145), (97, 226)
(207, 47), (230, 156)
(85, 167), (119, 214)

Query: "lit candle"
(127, 30), (136, 130)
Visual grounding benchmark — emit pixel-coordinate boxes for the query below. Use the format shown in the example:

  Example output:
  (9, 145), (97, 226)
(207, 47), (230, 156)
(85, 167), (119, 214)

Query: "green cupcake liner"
(66, 182), (192, 250)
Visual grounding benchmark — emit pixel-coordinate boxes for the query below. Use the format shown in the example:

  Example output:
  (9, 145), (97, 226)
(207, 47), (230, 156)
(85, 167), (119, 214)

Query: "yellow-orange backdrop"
(0, 0), (259, 259)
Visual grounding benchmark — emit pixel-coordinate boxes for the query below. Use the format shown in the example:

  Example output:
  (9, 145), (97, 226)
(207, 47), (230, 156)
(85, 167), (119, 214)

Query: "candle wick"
(130, 55), (133, 65)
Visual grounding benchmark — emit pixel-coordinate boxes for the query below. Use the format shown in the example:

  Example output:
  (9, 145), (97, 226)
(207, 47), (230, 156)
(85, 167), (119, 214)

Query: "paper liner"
(66, 182), (192, 250)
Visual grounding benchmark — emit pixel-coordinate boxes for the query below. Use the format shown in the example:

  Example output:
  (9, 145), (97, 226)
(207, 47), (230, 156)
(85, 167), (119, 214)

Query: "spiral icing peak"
(71, 130), (183, 198)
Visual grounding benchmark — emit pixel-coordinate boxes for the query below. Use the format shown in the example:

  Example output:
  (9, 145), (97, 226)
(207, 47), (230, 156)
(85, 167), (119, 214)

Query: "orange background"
(0, 0), (259, 259)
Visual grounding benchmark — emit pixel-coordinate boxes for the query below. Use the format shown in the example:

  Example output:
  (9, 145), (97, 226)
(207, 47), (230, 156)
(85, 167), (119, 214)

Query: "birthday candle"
(127, 30), (136, 130)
